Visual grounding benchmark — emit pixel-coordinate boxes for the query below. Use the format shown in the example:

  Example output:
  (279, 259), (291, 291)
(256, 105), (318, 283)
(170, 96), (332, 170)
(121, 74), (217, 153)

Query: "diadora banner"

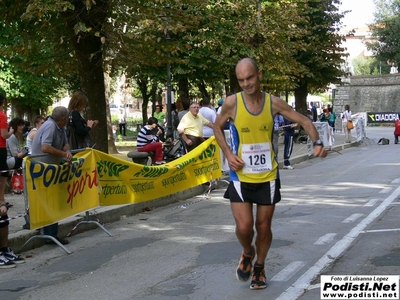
(367, 112), (400, 123)
(25, 137), (222, 230)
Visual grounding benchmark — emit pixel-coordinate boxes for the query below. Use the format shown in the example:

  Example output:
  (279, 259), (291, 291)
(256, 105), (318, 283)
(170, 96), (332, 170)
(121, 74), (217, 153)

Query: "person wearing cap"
(216, 98), (224, 113)
(217, 98), (231, 130)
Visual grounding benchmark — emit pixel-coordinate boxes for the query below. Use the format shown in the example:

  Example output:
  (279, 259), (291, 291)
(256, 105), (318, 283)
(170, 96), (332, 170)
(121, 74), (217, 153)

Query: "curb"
(278, 140), (360, 169)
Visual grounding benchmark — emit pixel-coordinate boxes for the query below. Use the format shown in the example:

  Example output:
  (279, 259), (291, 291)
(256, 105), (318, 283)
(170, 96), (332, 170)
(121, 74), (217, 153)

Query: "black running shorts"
(224, 179), (281, 205)
(0, 214), (9, 228)
(0, 148), (8, 177)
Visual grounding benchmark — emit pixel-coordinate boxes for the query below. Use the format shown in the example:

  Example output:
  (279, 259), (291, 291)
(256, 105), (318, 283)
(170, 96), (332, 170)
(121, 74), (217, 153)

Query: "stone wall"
(334, 74), (400, 128)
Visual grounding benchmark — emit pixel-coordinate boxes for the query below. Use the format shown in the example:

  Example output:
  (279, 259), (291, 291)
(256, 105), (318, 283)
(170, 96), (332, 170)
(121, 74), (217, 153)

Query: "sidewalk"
(6, 131), (358, 253)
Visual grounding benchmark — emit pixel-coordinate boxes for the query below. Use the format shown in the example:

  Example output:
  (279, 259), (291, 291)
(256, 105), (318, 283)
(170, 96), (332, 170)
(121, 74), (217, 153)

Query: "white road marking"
(314, 233), (337, 245)
(364, 198), (379, 207)
(379, 187), (392, 194)
(275, 184), (400, 300)
(342, 213), (363, 223)
(270, 261), (306, 282)
(362, 228), (400, 233)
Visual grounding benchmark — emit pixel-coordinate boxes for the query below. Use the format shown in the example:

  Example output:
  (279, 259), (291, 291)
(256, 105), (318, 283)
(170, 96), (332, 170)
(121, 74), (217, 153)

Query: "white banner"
(308, 122), (335, 155)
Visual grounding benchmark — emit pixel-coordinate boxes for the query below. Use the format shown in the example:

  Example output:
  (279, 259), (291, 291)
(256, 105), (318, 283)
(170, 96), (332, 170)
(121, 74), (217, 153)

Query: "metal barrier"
(18, 149), (113, 254)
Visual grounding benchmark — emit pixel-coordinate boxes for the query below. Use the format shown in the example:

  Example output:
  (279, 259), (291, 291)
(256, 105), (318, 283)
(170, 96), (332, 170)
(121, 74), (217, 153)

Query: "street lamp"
(159, 5), (173, 140)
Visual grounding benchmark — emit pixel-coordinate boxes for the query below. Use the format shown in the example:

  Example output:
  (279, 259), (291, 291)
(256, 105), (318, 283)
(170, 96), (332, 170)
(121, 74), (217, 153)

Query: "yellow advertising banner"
(25, 137), (222, 230)
(95, 137), (222, 205)
(25, 149), (100, 230)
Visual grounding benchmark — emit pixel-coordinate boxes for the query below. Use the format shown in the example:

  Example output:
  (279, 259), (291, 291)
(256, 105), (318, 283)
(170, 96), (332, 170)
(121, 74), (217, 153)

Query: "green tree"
(289, 0), (348, 116)
(368, 0), (400, 70)
(351, 55), (388, 75)
(0, 22), (67, 120)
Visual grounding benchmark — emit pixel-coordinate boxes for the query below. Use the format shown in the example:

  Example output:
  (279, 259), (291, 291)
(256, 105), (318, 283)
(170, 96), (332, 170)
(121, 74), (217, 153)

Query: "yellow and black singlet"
(229, 91), (279, 183)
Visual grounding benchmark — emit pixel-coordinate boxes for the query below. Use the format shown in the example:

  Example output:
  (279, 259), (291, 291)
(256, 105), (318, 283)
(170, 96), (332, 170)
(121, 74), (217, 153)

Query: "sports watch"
(313, 139), (324, 147)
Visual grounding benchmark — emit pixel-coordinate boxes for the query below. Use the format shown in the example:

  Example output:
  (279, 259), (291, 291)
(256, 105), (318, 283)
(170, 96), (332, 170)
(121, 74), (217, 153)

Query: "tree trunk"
(178, 77), (189, 101)
(63, 1), (114, 153)
(294, 84), (308, 117)
(197, 80), (209, 99)
(229, 67), (240, 93)
(136, 78), (151, 124)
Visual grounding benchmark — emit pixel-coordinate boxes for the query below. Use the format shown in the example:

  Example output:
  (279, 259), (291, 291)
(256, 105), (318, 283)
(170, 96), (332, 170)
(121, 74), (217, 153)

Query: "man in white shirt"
(199, 98), (216, 139)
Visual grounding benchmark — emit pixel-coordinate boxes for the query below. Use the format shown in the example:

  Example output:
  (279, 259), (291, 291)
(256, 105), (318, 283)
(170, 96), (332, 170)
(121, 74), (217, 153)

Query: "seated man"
(137, 117), (165, 165)
(177, 102), (213, 152)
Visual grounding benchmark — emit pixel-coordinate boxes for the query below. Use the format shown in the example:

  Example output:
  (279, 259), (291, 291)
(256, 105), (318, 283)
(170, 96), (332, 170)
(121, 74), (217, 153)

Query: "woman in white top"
(6, 118), (27, 169)
(342, 104), (352, 143)
(26, 115), (45, 154)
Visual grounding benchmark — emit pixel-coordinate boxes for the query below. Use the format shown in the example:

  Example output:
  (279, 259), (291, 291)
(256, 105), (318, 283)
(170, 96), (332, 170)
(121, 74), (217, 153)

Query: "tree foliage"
(368, 0), (400, 68)
(0, 0), (349, 153)
(290, 0), (347, 115)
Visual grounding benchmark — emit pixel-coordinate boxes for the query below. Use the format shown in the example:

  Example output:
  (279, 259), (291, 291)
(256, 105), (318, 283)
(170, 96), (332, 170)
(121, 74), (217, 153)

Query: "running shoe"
(250, 267), (267, 290)
(0, 254), (16, 269)
(236, 245), (255, 282)
(282, 165), (294, 170)
(1, 247), (25, 264)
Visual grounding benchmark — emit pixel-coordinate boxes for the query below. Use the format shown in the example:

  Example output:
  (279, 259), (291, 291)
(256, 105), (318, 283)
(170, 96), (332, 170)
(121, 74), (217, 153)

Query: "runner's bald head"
(236, 58), (259, 74)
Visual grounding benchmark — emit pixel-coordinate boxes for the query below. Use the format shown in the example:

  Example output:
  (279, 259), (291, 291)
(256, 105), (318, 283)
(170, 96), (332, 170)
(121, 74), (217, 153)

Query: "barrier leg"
(67, 211), (113, 237)
(18, 230), (72, 254)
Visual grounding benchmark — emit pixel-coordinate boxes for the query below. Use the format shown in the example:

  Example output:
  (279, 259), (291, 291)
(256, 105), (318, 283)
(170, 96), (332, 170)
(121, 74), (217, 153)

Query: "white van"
(290, 98), (323, 113)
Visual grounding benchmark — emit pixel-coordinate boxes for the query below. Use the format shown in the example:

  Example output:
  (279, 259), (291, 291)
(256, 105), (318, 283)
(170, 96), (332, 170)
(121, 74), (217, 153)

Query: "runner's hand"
(227, 154), (245, 171)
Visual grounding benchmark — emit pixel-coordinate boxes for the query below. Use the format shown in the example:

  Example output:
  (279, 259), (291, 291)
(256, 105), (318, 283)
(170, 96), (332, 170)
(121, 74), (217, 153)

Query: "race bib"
(241, 143), (272, 174)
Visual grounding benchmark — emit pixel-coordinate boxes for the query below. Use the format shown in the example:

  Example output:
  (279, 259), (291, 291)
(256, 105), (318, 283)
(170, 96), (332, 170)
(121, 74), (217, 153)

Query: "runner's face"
(236, 62), (261, 96)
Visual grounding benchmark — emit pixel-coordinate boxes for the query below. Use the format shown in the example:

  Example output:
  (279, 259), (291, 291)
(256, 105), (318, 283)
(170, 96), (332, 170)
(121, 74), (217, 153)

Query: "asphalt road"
(1, 127), (399, 300)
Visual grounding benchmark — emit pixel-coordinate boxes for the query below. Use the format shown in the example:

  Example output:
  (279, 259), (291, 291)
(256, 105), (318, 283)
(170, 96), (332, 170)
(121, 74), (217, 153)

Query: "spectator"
(320, 108), (330, 123)
(327, 104), (336, 131)
(153, 105), (166, 127)
(216, 97), (231, 130)
(310, 101), (317, 122)
(273, 114), (284, 158)
(170, 103), (180, 139)
(0, 93), (25, 268)
(199, 98), (216, 139)
(177, 102), (213, 152)
(137, 117), (165, 165)
(23, 121), (30, 137)
(153, 105), (165, 142)
(178, 100), (190, 121)
(282, 117), (297, 170)
(342, 104), (352, 143)
(6, 118), (27, 170)
(216, 98), (224, 113)
(306, 109), (313, 121)
(112, 125), (117, 142)
(67, 91), (98, 149)
(118, 109), (126, 136)
(26, 116), (45, 154)
(394, 116), (400, 144)
(31, 106), (72, 245)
